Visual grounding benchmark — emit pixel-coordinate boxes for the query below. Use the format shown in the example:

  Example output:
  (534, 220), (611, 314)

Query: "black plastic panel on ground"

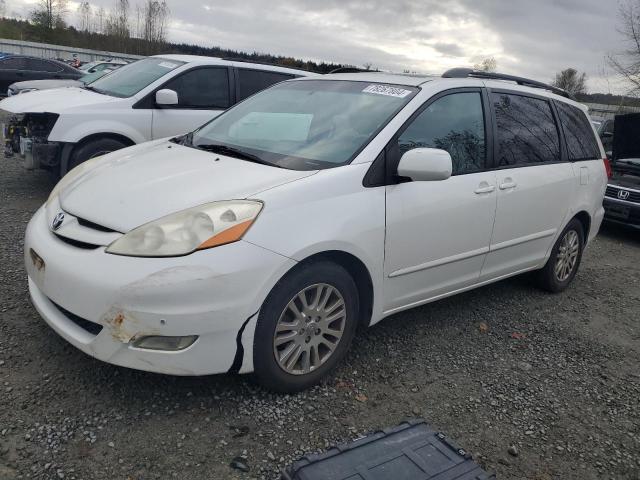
(281, 419), (495, 480)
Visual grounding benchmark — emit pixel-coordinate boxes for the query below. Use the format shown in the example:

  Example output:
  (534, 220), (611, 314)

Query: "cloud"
(10, 0), (629, 93)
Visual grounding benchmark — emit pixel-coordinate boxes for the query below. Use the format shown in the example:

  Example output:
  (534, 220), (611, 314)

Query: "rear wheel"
(536, 218), (584, 293)
(253, 261), (359, 392)
(64, 137), (129, 175)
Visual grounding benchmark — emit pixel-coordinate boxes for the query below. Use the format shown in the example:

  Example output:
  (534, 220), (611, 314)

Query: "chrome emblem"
(52, 212), (65, 230)
(617, 189), (630, 200)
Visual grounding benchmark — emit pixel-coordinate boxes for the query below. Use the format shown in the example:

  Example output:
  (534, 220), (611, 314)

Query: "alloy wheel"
(554, 229), (579, 282)
(273, 283), (346, 375)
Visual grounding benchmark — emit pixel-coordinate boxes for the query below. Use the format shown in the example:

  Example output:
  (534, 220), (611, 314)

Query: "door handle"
(499, 180), (517, 190)
(474, 185), (495, 194)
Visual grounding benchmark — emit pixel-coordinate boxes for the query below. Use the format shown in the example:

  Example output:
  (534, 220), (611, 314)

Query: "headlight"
(106, 200), (263, 257)
(46, 155), (106, 207)
(18, 88), (37, 95)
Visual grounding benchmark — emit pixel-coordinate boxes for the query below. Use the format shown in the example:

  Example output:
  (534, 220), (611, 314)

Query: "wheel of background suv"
(253, 261), (359, 393)
(536, 218), (584, 293)
(65, 137), (129, 174)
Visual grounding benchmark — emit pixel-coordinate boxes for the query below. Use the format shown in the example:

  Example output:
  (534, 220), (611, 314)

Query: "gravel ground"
(1, 155), (639, 480)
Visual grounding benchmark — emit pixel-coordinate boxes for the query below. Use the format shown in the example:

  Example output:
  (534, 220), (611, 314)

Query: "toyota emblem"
(52, 212), (65, 230)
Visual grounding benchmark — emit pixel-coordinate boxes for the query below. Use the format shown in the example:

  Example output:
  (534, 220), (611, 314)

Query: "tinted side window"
(163, 68), (230, 108)
(30, 59), (63, 72)
(396, 92), (486, 175)
(492, 93), (560, 166)
(237, 70), (294, 101)
(556, 102), (600, 161)
(0, 57), (26, 70)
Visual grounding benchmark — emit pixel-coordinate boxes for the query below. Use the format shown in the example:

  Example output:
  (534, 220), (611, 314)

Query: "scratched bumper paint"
(24, 206), (296, 376)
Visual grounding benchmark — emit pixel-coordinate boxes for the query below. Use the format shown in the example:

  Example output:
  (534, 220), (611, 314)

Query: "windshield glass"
(78, 61), (98, 71)
(192, 80), (418, 170)
(80, 69), (111, 84)
(89, 58), (185, 97)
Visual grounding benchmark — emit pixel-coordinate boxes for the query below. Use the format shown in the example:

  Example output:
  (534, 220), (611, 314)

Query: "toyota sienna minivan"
(25, 69), (608, 392)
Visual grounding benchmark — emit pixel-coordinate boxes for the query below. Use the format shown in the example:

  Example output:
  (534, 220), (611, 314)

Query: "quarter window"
(492, 93), (560, 166)
(237, 69), (295, 101)
(556, 101), (601, 161)
(396, 92), (486, 175)
(162, 67), (230, 108)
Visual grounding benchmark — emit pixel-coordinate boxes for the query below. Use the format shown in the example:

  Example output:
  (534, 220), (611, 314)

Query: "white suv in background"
(1, 55), (314, 176)
(25, 70), (607, 392)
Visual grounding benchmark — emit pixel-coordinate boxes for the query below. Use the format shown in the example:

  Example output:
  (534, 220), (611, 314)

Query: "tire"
(65, 137), (129, 175)
(536, 218), (584, 293)
(253, 261), (359, 393)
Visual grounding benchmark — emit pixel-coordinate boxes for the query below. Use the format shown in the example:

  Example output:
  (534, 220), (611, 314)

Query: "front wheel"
(536, 218), (584, 293)
(64, 137), (129, 175)
(253, 261), (359, 393)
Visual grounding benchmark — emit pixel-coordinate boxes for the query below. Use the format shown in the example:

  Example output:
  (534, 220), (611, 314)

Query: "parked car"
(0, 55), (83, 95)
(78, 59), (128, 73)
(1, 55), (315, 177)
(24, 70), (607, 392)
(592, 117), (615, 155)
(603, 113), (640, 229)
(8, 67), (119, 96)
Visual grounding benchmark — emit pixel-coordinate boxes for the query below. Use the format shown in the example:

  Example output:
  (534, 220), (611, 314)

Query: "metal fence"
(583, 102), (640, 120)
(0, 38), (144, 63)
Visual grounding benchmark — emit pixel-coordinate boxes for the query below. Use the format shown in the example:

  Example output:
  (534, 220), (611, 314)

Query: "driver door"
(383, 89), (498, 312)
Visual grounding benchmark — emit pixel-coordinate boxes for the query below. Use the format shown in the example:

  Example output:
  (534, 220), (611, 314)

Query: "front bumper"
(25, 206), (296, 375)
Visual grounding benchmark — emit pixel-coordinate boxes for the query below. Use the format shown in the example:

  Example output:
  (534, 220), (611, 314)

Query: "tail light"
(603, 158), (613, 179)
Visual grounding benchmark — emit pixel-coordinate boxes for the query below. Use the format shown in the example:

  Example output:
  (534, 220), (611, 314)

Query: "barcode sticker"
(362, 84), (412, 98)
(158, 62), (178, 69)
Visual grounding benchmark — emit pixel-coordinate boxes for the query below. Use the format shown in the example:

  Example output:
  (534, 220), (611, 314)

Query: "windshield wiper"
(195, 143), (274, 167)
(82, 84), (104, 94)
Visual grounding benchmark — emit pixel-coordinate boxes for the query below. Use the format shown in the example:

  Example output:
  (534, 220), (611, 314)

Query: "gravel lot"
(1, 156), (639, 480)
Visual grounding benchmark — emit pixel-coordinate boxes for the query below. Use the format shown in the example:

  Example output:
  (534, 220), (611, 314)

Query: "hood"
(58, 141), (316, 232)
(10, 79), (83, 92)
(0, 87), (118, 113)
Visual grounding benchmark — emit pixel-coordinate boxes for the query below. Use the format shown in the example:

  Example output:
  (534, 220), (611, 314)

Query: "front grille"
(76, 216), (118, 233)
(54, 233), (100, 250)
(605, 185), (640, 203)
(50, 301), (103, 336)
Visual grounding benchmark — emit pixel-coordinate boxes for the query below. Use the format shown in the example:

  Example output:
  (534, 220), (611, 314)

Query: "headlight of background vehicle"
(106, 200), (263, 257)
(18, 88), (37, 95)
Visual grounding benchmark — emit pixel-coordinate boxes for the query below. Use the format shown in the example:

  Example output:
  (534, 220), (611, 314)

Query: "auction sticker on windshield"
(362, 84), (413, 98)
(159, 62), (179, 69)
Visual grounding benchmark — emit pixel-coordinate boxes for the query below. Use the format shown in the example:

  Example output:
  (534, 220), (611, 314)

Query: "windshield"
(78, 61), (98, 71)
(88, 57), (185, 97)
(80, 69), (111, 84)
(192, 80), (418, 170)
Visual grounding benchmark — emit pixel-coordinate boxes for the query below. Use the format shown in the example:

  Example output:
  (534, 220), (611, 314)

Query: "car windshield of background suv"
(87, 57), (185, 98)
(191, 79), (419, 171)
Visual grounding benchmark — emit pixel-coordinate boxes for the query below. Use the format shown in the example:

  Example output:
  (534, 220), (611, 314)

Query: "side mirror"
(397, 148), (452, 182)
(155, 89), (179, 106)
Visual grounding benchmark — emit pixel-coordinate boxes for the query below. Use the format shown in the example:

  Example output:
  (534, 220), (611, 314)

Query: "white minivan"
(25, 70), (608, 392)
(1, 55), (314, 176)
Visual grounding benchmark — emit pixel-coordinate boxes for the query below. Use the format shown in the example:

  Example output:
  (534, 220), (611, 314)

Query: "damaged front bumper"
(24, 205), (296, 376)
(3, 112), (61, 170)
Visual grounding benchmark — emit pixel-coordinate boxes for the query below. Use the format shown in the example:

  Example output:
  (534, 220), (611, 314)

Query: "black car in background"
(0, 55), (83, 95)
(603, 113), (640, 229)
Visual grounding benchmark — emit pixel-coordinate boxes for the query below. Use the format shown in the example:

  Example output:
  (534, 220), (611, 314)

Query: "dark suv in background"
(603, 113), (640, 229)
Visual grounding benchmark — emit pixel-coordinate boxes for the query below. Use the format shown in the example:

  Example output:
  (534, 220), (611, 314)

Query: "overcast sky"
(11, 0), (630, 94)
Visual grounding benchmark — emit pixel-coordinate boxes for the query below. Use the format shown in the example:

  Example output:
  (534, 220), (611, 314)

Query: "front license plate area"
(606, 204), (630, 220)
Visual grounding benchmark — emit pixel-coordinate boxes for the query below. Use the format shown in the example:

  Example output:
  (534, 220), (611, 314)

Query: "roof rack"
(221, 57), (313, 72)
(328, 67), (379, 74)
(442, 68), (574, 99)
